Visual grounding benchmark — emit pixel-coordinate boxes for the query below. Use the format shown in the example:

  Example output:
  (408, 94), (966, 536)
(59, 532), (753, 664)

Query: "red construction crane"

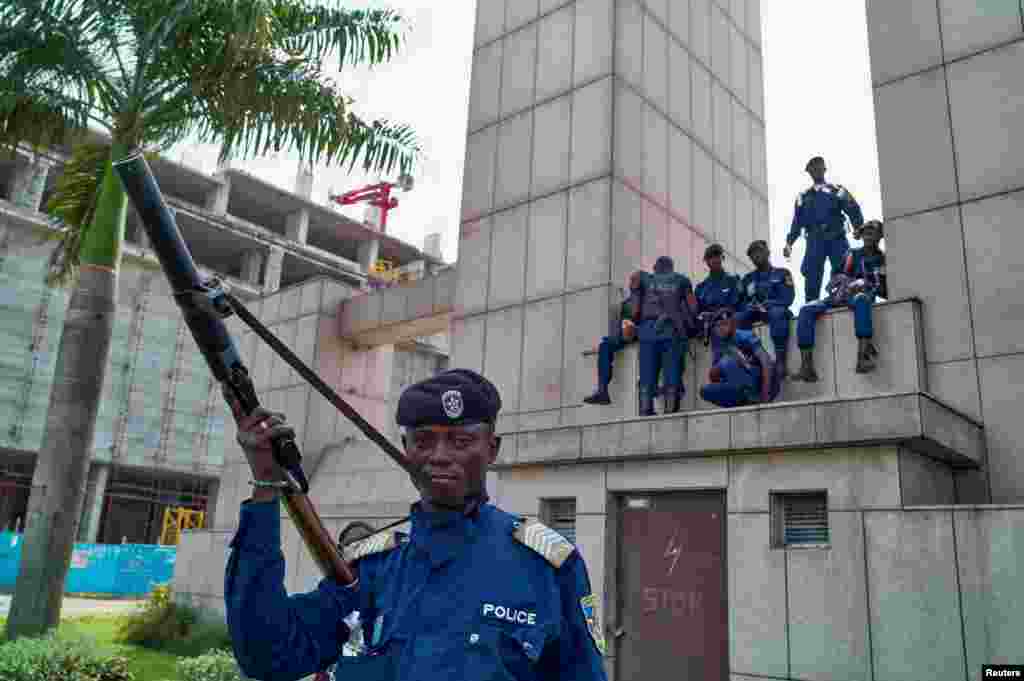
(328, 174), (413, 234)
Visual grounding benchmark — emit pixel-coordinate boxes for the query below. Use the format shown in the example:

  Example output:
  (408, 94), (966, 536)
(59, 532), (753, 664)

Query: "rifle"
(113, 152), (416, 585)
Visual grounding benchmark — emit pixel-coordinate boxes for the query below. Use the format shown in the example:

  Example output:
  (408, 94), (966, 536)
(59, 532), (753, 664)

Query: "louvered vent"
(543, 498), (577, 545)
(772, 492), (829, 547)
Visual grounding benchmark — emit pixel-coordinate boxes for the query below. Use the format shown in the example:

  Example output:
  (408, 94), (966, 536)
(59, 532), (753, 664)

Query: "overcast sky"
(171, 0), (881, 305)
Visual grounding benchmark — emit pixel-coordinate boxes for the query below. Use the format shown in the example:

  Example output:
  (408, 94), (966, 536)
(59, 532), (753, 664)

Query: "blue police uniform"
(586, 298), (637, 404)
(787, 183), (864, 302)
(796, 274), (853, 350)
(736, 267), (795, 355)
(629, 258), (697, 415)
(701, 329), (778, 408)
(696, 271), (743, 361)
(225, 500), (606, 681)
(845, 247), (887, 339)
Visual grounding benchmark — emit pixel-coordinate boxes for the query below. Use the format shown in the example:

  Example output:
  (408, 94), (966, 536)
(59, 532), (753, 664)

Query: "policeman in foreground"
(737, 240), (795, 384)
(630, 256), (698, 416)
(583, 271), (642, 405)
(701, 309), (777, 408)
(224, 369), (608, 681)
(695, 243), (742, 361)
(783, 156), (864, 302)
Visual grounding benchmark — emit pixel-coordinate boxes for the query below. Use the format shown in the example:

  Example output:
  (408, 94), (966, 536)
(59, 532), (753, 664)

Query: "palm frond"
(270, 1), (407, 69)
(43, 141), (111, 286)
(336, 114), (419, 176)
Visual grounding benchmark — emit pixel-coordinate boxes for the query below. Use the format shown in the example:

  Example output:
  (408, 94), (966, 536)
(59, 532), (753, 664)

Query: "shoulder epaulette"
(512, 519), (575, 569)
(343, 532), (404, 563)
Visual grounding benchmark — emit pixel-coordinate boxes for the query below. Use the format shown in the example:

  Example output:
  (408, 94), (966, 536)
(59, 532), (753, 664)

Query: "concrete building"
(174, 0), (1023, 678)
(0, 140), (448, 544)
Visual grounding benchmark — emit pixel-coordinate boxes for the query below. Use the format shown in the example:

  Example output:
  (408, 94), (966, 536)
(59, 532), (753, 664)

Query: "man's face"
(706, 254), (723, 273)
(403, 423), (499, 507)
(749, 246), (770, 270)
(808, 159), (826, 183)
(715, 317), (737, 339)
(862, 227), (881, 248)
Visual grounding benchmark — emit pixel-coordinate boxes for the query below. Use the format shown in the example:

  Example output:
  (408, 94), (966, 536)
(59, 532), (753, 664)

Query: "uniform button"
(523, 642), (533, 652)
(469, 633), (480, 644)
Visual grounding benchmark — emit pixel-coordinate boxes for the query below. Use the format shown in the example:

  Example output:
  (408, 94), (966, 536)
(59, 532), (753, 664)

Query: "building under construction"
(0, 141), (450, 546)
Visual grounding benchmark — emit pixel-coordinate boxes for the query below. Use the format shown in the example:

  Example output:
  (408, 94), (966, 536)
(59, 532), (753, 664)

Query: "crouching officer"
(737, 240), (795, 379)
(701, 309), (777, 408)
(783, 156), (864, 302)
(631, 256), (698, 416)
(224, 369), (609, 681)
(584, 271), (642, 405)
(695, 243), (742, 360)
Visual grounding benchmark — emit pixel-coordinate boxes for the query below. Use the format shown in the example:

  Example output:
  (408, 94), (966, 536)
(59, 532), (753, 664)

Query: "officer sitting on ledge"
(695, 243), (743, 361)
(224, 369), (608, 681)
(701, 308), (778, 408)
(583, 271), (642, 405)
(736, 240), (795, 380)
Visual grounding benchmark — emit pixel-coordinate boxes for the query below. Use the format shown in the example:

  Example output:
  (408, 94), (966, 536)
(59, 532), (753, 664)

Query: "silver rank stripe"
(344, 532), (397, 562)
(516, 521), (574, 568)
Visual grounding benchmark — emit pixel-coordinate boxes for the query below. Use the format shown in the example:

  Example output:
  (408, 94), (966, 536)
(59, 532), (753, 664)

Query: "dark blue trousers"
(736, 306), (791, 355)
(637, 320), (687, 392)
(802, 236), (849, 302)
(596, 335), (629, 387)
(701, 357), (765, 407)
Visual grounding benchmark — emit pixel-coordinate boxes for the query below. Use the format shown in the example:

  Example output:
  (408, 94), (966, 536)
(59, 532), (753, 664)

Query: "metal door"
(616, 492), (727, 681)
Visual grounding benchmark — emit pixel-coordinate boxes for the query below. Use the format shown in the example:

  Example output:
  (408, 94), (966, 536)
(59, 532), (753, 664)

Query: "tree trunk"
(5, 147), (127, 640)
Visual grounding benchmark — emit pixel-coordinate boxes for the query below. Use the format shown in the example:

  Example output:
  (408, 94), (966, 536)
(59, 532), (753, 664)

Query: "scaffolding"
(159, 506), (206, 546)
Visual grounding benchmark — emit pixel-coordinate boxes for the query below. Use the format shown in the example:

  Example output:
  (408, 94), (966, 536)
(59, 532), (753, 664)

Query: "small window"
(542, 498), (577, 545)
(771, 491), (829, 548)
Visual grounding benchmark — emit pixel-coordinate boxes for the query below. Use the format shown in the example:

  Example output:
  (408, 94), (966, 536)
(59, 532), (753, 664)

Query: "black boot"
(583, 386), (611, 405)
(794, 348), (818, 382)
(638, 385), (655, 416)
(775, 349), (788, 381)
(856, 338), (876, 373)
(663, 386), (682, 414)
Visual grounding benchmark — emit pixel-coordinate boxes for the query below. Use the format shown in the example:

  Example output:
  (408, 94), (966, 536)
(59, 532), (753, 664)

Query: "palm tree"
(1, 0), (420, 639)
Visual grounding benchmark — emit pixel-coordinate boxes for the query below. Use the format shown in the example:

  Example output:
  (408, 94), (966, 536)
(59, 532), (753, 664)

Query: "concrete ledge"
(338, 268), (456, 345)
(494, 392), (984, 469)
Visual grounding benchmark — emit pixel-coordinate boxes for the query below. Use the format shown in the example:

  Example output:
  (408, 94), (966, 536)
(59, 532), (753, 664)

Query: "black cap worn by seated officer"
(705, 243), (725, 260)
(805, 156), (825, 172)
(396, 368), (502, 429)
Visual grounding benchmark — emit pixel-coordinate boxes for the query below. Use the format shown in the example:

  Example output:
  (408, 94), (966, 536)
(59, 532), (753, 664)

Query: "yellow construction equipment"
(160, 507), (206, 546)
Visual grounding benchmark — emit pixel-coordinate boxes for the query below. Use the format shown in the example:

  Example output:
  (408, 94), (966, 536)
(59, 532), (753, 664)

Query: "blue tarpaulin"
(0, 532), (177, 597)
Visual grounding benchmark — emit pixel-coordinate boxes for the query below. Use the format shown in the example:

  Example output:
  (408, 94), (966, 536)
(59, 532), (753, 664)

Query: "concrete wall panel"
(605, 455), (726, 489)
(899, 448), (955, 506)
(692, 63), (713, 148)
(495, 111), (535, 209)
(462, 125), (497, 221)
(749, 46), (764, 120)
(711, 82), (732, 167)
(488, 204), (529, 308)
(711, 4), (730, 87)
(938, 0), (1023, 61)
(562, 286), (612, 407)
(669, 47), (691, 137)
(567, 178), (611, 289)
(787, 512), (872, 681)
(978, 354), (1024, 502)
(643, 106), (669, 209)
(728, 447), (901, 513)
(733, 182), (753, 267)
(641, 198), (669, 274)
(874, 70), (957, 218)
(526, 192), (568, 300)
(571, 76), (613, 184)
(611, 182), (644, 286)
(469, 42), (503, 132)
(927, 358), (981, 423)
(521, 297), (565, 411)
(834, 301), (925, 399)
(644, 14), (669, 113)
(750, 121), (766, 193)
(614, 84), (645, 189)
(713, 163), (734, 254)
(690, 0), (711, 65)
(574, 0), (614, 85)
(615, 0), (643, 89)
(484, 306), (524, 413)
(728, 514), (787, 676)
(692, 144), (713, 237)
(955, 507), (1024, 667)
(963, 190), (1024, 357)
(455, 218), (492, 316)
(532, 94), (572, 197)
(865, 510), (965, 681)
(886, 206), (974, 363)
(864, 0), (942, 84)
(669, 0), (689, 45)
(494, 462), (607, 515)
(505, 0), (539, 38)
(732, 103), (750, 182)
(536, 6), (574, 103)
(948, 41), (1024, 201)
(449, 315), (486, 373)
(475, 0), (505, 47)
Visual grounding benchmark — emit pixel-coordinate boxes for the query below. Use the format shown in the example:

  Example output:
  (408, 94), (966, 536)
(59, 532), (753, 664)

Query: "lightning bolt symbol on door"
(664, 532), (682, 576)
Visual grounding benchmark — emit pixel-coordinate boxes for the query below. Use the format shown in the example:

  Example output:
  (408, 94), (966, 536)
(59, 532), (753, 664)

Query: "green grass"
(1, 615), (181, 681)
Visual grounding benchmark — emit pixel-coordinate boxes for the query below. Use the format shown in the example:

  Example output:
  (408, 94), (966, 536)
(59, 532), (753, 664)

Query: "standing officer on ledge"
(224, 369), (608, 681)
(783, 156), (864, 302)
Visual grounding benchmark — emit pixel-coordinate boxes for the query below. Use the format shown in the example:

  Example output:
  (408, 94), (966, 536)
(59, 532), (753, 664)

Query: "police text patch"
(482, 603), (537, 625)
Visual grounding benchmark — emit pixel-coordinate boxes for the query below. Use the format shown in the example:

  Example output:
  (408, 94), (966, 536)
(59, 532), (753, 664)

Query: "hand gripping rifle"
(114, 151), (417, 586)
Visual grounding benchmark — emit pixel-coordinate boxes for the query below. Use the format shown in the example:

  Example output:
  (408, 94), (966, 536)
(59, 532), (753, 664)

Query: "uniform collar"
(409, 497), (489, 567)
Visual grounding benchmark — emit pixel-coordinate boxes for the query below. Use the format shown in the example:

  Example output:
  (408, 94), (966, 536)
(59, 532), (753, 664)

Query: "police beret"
(704, 243), (725, 260)
(654, 255), (674, 273)
(805, 156), (825, 171)
(396, 369), (502, 428)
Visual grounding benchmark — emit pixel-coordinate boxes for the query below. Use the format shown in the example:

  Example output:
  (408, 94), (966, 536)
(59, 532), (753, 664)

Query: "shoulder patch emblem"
(512, 519), (575, 569)
(580, 595), (607, 654)
(343, 532), (401, 563)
